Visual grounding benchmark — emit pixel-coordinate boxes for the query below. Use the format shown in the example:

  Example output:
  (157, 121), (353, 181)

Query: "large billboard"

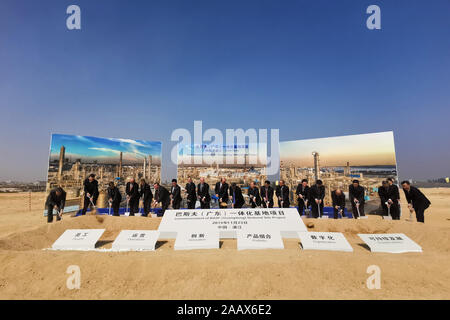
(280, 131), (398, 212)
(177, 142), (267, 187)
(45, 134), (162, 212)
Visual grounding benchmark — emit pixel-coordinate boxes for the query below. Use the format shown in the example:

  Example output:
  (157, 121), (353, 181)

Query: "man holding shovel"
(276, 180), (290, 208)
(81, 174), (99, 215)
(139, 179), (153, 217)
(126, 178), (140, 216)
(107, 182), (121, 216)
(401, 181), (431, 223)
(248, 181), (261, 208)
(296, 179), (310, 216)
(331, 188), (346, 219)
(45, 187), (66, 223)
(197, 177), (211, 209)
(260, 180), (274, 208)
(309, 180), (325, 218)
(387, 178), (401, 220)
(349, 179), (365, 219)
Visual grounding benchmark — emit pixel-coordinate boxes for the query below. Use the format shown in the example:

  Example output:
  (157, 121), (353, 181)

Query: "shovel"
(89, 197), (98, 214)
(319, 201), (328, 219)
(125, 199), (130, 216)
(54, 207), (62, 220)
(383, 202), (392, 220)
(356, 201), (368, 219)
(339, 207), (347, 219)
(406, 201), (414, 222)
(303, 199), (311, 217)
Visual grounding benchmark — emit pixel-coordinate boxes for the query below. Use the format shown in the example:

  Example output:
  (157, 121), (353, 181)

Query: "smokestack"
(312, 151), (320, 182)
(58, 146), (65, 183)
(148, 155), (152, 180)
(118, 152), (123, 178)
(143, 157), (146, 180)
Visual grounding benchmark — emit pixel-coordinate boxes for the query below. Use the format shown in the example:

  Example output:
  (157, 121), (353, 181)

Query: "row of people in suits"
(185, 177), (283, 209)
(108, 178), (181, 216)
(46, 175), (431, 223)
(296, 177), (431, 222)
(295, 178), (367, 219)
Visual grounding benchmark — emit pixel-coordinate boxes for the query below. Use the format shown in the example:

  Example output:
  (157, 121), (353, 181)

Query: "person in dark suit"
(107, 182), (122, 216)
(296, 179), (310, 216)
(276, 180), (290, 208)
(81, 174), (99, 215)
(331, 188), (346, 219)
(378, 180), (390, 217)
(197, 177), (211, 209)
(215, 178), (229, 208)
(248, 181), (261, 208)
(387, 177), (401, 220)
(229, 183), (245, 208)
(401, 181), (431, 223)
(170, 179), (182, 209)
(45, 187), (66, 223)
(185, 177), (197, 209)
(260, 180), (274, 208)
(126, 178), (140, 216)
(139, 179), (153, 217)
(153, 182), (170, 215)
(309, 180), (325, 218)
(349, 179), (365, 218)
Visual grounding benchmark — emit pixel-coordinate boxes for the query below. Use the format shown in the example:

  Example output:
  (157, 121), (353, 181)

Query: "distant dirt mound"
(0, 215), (161, 251)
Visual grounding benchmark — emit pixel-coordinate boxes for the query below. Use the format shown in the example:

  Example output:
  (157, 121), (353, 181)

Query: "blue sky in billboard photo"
(49, 134), (162, 164)
(0, 0), (449, 181)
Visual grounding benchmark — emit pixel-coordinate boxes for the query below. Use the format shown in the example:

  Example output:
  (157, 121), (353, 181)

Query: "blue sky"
(0, 0), (449, 181)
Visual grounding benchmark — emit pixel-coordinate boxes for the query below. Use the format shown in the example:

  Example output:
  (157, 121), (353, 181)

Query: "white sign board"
(358, 233), (422, 253)
(298, 232), (353, 252)
(174, 230), (219, 250)
(237, 230), (284, 250)
(111, 230), (160, 251)
(52, 229), (105, 250)
(158, 208), (307, 239)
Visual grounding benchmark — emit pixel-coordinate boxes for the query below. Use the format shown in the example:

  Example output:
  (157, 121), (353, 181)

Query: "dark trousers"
(172, 200), (181, 210)
(390, 202), (400, 220)
(142, 199), (151, 216)
(280, 201), (290, 208)
(233, 203), (243, 209)
(351, 203), (365, 218)
(82, 196), (97, 215)
(161, 202), (169, 215)
(333, 208), (344, 219)
(381, 203), (389, 216)
(311, 202), (324, 218)
(262, 201), (274, 208)
(297, 199), (306, 215)
(415, 206), (426, 223)
(200, 201), (210, 209)
(250, 201), (258, 208)
(129, 199), (139, 216)
(187, 197), (196, 209)
(111, 202), (120, 216)
(47, 205), (61, 223)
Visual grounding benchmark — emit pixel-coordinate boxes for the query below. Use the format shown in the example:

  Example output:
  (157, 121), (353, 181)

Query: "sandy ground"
(0, 189), (449, 299)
